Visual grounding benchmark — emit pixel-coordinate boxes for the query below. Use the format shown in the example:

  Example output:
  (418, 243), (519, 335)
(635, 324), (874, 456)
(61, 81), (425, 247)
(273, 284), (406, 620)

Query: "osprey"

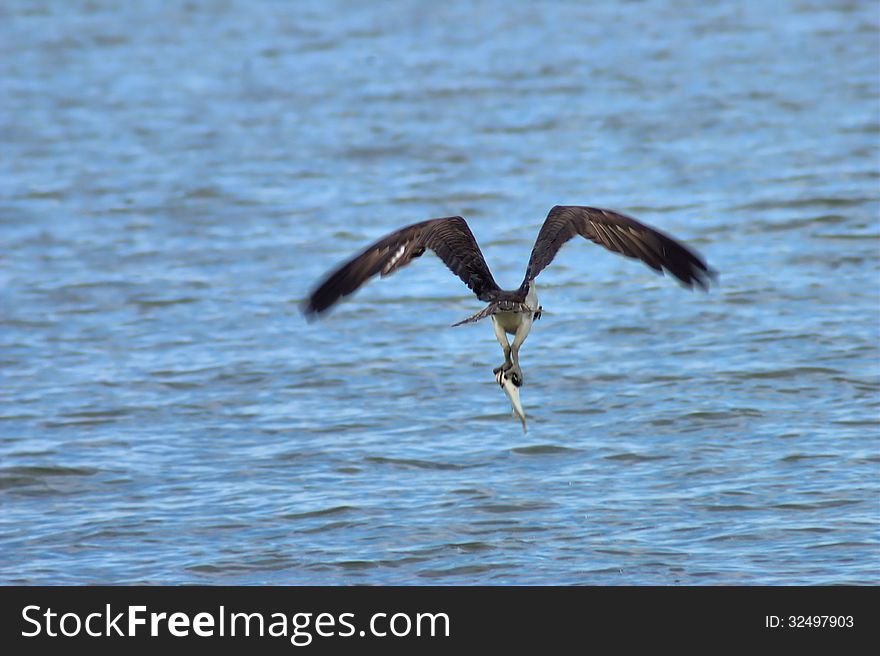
(303, 205), (714, 428)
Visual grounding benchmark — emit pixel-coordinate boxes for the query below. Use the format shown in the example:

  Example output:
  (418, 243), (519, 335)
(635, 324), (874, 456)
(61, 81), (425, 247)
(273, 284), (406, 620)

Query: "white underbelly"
(494, 311), (524, 335)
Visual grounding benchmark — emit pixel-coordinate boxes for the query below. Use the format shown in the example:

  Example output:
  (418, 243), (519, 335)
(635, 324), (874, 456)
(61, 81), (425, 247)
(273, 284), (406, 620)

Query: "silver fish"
(495, 369), (527, 432)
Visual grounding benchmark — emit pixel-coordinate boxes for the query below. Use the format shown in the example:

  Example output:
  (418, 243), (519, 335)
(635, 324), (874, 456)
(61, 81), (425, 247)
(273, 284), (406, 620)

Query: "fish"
(495, 369), (527, 432)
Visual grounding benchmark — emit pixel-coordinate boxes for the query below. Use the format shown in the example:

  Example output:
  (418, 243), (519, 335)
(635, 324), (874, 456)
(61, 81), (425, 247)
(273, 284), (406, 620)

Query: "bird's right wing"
(523, 205), (715, 289)
(303, 217), (501, 316)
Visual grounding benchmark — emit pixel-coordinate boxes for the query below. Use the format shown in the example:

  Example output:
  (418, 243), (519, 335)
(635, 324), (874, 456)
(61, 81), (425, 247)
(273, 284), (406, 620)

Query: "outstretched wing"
(303, 216), (501, 316)
(523, 205), (714, 289)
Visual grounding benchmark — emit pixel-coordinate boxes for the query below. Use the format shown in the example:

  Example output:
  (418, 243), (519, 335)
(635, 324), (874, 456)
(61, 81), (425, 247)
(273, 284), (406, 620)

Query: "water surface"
(1, 0), (878, 584)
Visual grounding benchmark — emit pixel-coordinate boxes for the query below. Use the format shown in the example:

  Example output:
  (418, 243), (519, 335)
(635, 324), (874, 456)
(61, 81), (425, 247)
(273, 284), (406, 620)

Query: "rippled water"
(1, 0), (878, 584)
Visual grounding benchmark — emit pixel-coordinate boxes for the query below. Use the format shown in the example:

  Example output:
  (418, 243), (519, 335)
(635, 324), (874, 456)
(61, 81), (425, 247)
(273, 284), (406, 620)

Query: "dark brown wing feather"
(523, 205), (715, 290)
(303, 217), (501, 316)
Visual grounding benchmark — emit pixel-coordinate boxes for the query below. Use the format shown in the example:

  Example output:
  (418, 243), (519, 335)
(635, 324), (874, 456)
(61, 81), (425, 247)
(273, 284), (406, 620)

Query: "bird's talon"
(494, 362), (513, 375)
(507, 367), (524, 387)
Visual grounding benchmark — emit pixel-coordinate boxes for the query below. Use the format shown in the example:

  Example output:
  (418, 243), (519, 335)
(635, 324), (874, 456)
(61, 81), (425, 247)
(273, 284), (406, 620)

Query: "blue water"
(1, 0), (878, 584)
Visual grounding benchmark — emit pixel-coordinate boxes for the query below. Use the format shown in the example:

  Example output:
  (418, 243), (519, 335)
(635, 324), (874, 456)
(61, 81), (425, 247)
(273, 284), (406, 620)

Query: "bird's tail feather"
(452, 299), (537, 327)
(451, 303), (499, 327)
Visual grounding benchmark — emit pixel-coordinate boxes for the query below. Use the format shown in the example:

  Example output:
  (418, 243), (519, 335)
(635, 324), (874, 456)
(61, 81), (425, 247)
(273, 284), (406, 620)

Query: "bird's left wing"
(303, 216), (501, 316)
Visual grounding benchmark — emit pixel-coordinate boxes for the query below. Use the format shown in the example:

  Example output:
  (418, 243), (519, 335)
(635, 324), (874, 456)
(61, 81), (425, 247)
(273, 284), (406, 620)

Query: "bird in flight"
(303, 205), (714, 429)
